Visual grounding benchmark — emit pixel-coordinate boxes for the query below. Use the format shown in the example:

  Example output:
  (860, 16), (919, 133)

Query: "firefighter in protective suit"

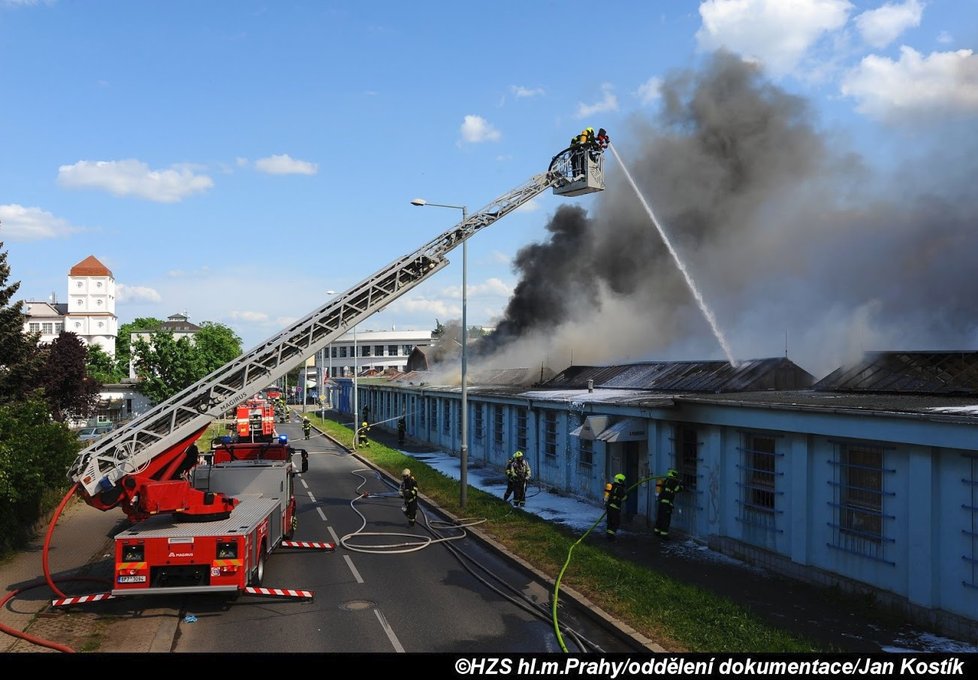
(504, 450), (531, 507)
(357, 421), (370, 447)
(302, 417), (311, 440)
(654, 469), (683, 539)
(604, 473), (627, 541)
(400, 468), (419, 527)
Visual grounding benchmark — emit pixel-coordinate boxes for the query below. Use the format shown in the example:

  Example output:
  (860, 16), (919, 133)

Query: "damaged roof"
(545, 358), (814, 393)
(814, 351), (978, 396)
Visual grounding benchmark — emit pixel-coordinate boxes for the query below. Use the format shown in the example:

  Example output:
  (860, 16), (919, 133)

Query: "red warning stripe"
(244, 587), (314, 599)
(52, 593), (115, 607)
(281, 540), (335, 550)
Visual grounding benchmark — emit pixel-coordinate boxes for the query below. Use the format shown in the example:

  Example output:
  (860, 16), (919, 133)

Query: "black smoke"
(472, 50), (978, 378)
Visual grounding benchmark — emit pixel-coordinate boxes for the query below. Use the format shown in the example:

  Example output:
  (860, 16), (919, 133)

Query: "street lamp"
(411, 198), (469, 509)
(321, 290), (336, 419)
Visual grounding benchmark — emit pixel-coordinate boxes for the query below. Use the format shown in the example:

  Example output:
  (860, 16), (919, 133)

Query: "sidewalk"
(0, 496), (178, 653)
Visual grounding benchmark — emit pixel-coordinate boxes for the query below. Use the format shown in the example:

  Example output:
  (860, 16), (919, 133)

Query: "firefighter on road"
(604, 473), (627, 541)
(400, 468), (419, 527)
(302, 417), (311, 440)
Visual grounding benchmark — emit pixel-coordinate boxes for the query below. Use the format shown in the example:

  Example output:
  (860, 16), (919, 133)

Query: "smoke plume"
(470, 50), (978, 379)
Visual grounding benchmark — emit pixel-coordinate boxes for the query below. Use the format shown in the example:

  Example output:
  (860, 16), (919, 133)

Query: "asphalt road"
(169, 420), (641, 653)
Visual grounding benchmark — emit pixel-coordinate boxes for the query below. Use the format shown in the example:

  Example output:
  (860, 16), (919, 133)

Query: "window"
(442, 399), (451, 434)
(493, 406), (503, 446)
(42, 322), (53, 334)
(331, 346), (337, 358)
(419, 399), (426, 429)
(29, 322), (40, 332)
(965, 453), (978, 589)
(362, 345), (371, 357)
(388, 345), (399, 357)
(517, 408), (527, 452)
(744, 435), (776, 512)
(374, 345), (384, 356)
(677, 425), (698, 491)
(402, 344), (414, 356)
(473, 404), (484, 441)
(579, 437), (593, 467)
(543, 411), (557, 458)
(339, 346), (347, 358)
(840, 444), (883, 542)
(55, 323), (63, 333)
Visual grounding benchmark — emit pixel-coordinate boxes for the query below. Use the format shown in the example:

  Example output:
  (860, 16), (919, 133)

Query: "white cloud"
(576, 83), (618, 118)
(229, 310), (270, 322)
(854, 0), (924, 49)
(470, 277), (512, 297)
(937, 30), (952, 45)
(841, 46), (978, 120)
(0, 204), (80, 240)
(254, 154), (318, 175)
(511, 85), (544, 98)
(459, 115), (501, 143)
(696, 0), (852, 77)
(515, 198), (541, 213)
(635, 77), (663, 106)
(57, 159), (214, 203)
(116, 284), (161, 303)
(490, 250), (512, 265)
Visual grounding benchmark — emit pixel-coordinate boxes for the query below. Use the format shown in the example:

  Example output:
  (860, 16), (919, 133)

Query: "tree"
(193, 322), (243, 375)
(115, 317), (163, 379)
(0, 238), (42, 405)
(131, 322), (242, 404)
(86, 343), (125, 384)
(39, 332), (101, 422)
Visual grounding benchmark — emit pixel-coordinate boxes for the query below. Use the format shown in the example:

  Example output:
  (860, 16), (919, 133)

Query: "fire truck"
(61, 145), (603, 604)
(235, 396), (276, 442)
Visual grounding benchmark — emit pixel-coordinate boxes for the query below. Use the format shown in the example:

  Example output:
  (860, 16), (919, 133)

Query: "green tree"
(0, 238), (42, 404)
(115, 317), (163, 378)
(86, 343), (125, 384)
(131, 322), (242, 404)
(0, 397), (79, 555)
(40, 332), (101, 422)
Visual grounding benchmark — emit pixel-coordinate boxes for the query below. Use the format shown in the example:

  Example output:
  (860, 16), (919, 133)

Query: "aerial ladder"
(67, 144), (605, 523)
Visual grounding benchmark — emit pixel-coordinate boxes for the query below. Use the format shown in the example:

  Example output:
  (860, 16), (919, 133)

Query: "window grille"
(826, 442), (896, 565)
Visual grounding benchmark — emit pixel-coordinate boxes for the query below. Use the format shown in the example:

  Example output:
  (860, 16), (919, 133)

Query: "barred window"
(677, 425), (698, 491)
(443, 399), (451, 434)
(579, 437), (593, 468)
(965, 453), (978, 589)
(473, 403), (484, 441)
(493, 406), (503, 446)
(517, 408), (527, 452)
(419, 399), (426, 428)
(841, 444), (883, 542)
(745, 435), (776, 512)
(544, 411), (557, 458)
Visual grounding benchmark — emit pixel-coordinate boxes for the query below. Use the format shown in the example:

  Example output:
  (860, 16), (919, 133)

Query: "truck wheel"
(250, 543), (266, 586)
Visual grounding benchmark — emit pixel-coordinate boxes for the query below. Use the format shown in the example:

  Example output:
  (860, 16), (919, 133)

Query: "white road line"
(300, 478), (309, 490)
(327, 525), (340, 544)
(374, 608), (405, 653)
(317, 506), (328, 522)
(343, 554), (364, 584)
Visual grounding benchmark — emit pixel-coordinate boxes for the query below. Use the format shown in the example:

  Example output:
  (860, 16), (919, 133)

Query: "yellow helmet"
(614, 473), (625, 483)
(402, 468), (411, 478)
(514, 450), (523, 458)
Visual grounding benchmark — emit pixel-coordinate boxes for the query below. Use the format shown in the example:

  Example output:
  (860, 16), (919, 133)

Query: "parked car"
(78, 424), (114, 441)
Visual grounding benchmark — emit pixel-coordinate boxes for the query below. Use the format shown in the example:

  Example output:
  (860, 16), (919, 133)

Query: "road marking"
(300, 478), (309, 490)
(374, 608), (405, 653)
(327, 525), (340, 544)
(343, 555), (364, 584)
(317, 506), (328, 522)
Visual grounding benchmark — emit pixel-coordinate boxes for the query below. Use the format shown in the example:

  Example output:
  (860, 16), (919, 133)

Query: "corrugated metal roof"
(813, 351), (978, 395)
(545, 358), (813, 393)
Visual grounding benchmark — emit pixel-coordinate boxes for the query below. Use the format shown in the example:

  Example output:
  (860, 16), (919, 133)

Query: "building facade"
(345, 354), (978, 640)
(22, 255), (118, 355)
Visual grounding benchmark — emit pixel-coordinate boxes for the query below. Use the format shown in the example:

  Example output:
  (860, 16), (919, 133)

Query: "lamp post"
(322, 290), (336, 419)
(411, 198), (469, 509)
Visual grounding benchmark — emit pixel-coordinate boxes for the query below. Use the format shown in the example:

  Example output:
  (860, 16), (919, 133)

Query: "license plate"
(118, 575), (147, 583)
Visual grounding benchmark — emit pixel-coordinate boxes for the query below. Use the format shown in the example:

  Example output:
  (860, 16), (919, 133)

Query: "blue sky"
(2, 1), (976, 376)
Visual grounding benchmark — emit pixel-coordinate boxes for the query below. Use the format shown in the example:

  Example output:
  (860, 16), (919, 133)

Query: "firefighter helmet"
(402, 468), (411, 478)
(667, 468), (679, 478)
(513, 450), (523, 458)
(614, 473), (625, 483)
